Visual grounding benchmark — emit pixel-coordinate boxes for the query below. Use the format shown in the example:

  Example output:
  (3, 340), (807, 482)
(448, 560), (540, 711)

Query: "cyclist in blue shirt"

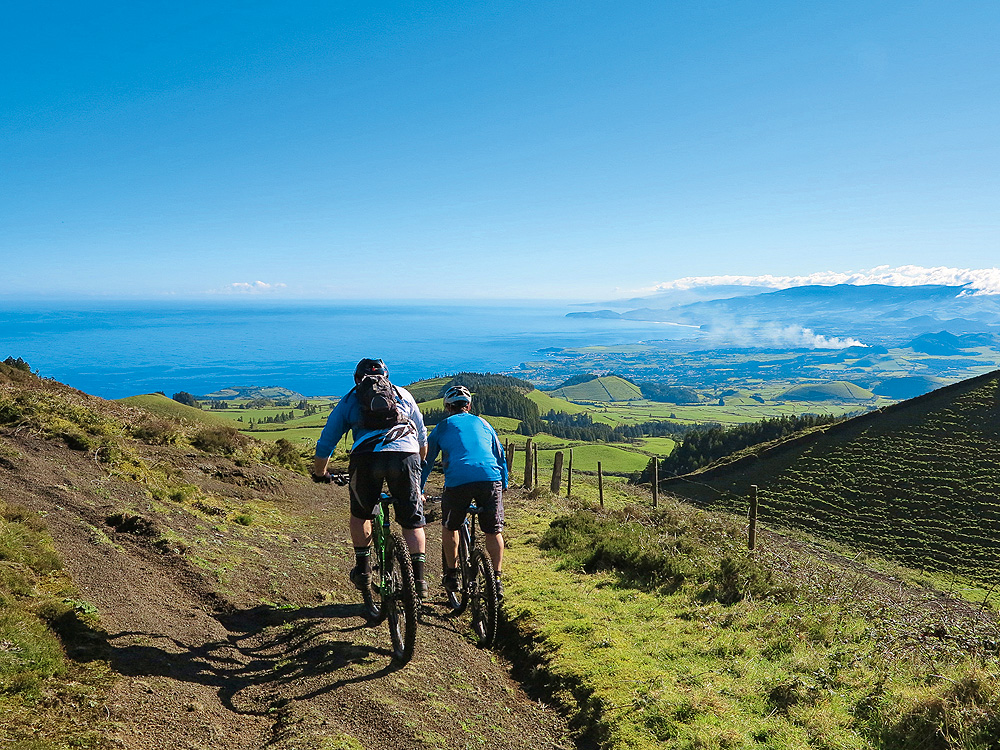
(313, 358), (429, 596)
(420, 385), (507, 599)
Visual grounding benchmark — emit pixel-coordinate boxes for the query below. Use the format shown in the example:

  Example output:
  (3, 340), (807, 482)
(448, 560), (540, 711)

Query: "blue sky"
(3, 1), (999, 300)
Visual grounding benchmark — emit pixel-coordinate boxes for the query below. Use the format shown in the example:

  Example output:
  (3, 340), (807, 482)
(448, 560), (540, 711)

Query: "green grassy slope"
(526, 390), (592, 416)
(117, 394), (231, 425)
(777, 380), (875, 401)
(403, 376), (451, 402)
(549, 375), (643, 401)
(0, 499), (110, 745)
(664, 369), (1000, 582)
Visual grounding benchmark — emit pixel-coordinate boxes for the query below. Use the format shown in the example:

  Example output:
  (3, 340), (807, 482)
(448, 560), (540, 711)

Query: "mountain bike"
(358, 493), (417, 663)
(440, 503), (499, 648)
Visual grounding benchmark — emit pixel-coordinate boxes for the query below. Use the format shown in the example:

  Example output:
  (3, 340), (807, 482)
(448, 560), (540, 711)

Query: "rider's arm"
(314, 397), (351, 469)
(489, 425), (508, 490)
(403, 388), (429, 459)
(419, 423), (443, 490)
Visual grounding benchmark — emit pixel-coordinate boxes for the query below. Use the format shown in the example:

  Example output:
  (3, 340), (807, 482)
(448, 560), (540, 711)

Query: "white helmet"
(443, 385), (472, 406)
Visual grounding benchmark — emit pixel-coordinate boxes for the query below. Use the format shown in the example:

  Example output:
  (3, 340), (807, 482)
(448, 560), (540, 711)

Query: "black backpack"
(354, 374), (404, 429)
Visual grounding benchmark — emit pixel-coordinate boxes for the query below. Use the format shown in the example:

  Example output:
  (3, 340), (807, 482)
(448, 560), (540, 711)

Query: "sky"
(3, 1), (999, 301)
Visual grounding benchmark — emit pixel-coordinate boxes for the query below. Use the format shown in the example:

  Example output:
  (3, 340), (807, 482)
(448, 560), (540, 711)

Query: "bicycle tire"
(364, 520), (388, 624)
(384, 530), (417, 663)
(469, 547), (498, 648)
(445, 524), (472, 613)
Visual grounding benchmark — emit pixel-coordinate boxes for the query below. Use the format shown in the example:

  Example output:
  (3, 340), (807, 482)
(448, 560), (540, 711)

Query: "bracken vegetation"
(666, 371), (1000, 583)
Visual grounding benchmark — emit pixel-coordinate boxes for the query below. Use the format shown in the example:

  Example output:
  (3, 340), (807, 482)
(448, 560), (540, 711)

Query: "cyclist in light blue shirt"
(420, 385), (507, 599)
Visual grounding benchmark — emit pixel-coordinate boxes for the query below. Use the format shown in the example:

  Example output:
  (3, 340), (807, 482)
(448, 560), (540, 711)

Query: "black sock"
(354, 546), (371, 574)
(410, 552), (425, 582)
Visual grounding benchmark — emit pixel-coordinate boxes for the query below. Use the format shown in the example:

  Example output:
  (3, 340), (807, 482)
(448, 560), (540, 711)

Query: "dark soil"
(0, 430), (573, 750)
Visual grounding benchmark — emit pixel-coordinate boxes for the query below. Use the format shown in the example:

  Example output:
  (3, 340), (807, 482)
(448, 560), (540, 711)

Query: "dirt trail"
(1, 432), (572, 750)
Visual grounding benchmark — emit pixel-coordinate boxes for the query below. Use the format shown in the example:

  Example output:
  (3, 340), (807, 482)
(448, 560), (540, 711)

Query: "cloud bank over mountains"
(651, 266), (1000, 296)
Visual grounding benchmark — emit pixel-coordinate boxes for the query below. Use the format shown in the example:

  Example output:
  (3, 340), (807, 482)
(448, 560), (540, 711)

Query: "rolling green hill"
(548, 375), (643, 402)
(526, 390), (592, 416)
(403, 376), (451, 402)
(664, 369), (1000, 582)
(777, 380), (874, 401)
(117, 394), (231, 425)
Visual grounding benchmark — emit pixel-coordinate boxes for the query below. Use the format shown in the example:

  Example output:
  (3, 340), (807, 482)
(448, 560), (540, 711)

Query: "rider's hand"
(311, 471), (333, 484)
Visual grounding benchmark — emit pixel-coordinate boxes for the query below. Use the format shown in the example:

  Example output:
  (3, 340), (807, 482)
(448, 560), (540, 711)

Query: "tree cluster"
(255, 410), (298, 425)
(471, 385), (539, 421)
(638, 382), (700, 403)
(445, 372), (535, 395)
(646, 413), (843, 479)
(2, 356), (31, 373)
(171, 392), (199, 408)
(518, 411), (700, 442)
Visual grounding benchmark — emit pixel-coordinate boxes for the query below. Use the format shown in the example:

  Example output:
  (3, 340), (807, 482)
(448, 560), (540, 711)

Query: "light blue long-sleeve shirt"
(315, 385), (427, 457)
(420, 412), (507, 490)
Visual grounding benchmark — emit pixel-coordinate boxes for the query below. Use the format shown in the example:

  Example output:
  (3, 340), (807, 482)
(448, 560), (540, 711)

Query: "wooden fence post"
(506, 442), (515, 475)
(523, 438), (533, 488)
(550, 451), (564, 494)
(748, 484), (759, 551)
(598, 461), (604, 509)
(533, 444), (538, 488)
(567, 448), (573, 498)
(652, 457), (659, 509)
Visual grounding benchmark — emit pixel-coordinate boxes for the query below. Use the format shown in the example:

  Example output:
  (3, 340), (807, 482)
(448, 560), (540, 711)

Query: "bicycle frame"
(358, 494), (417, 663)
(442, 503), (498, 648)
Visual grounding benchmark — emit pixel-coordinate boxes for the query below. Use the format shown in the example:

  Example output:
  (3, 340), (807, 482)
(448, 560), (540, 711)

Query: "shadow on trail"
(107, 602), (405, 715)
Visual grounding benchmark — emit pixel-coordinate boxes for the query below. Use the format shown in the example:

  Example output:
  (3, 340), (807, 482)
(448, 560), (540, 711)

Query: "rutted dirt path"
(1, 431), (572, 750)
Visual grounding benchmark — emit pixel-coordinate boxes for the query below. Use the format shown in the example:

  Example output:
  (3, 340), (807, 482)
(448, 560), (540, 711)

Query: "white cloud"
(223, 281), (288, 294)
(650, 265), (1000, 295)
(701, 319), (866, 350)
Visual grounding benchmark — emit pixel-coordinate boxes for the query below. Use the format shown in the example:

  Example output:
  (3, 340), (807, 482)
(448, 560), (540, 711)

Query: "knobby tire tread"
(386, 530), (417, 663)
(469, 547), (498, 648)
(446, 525), (473, 613)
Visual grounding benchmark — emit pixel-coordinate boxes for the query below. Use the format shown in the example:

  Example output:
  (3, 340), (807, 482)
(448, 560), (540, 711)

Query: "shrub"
(191, 426), (248, 455)
(263, 438), (307, 473)
(131, 417), (182, 445)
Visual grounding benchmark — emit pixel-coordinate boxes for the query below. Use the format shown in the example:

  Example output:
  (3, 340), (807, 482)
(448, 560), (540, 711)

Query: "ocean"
(0, 300), (693, 399)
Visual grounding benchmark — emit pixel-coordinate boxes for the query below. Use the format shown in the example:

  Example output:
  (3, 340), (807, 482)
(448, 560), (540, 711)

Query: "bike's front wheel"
(444, 524), (472, 613)
(469, 547), (498, 648)
(383, 531), (417, 663)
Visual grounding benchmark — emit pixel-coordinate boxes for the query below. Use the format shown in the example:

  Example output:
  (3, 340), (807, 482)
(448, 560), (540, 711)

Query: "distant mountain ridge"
(576, 284), (1000, 344)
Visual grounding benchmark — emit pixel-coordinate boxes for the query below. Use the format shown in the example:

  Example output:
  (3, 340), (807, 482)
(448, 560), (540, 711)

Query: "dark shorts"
(348, 451), (425, 529)
(441, 480), (504, 534)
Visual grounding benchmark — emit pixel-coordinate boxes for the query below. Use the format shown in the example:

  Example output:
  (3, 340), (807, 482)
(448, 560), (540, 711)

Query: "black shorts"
(441, 480), (504, 534)
(348, 451), (425, 530)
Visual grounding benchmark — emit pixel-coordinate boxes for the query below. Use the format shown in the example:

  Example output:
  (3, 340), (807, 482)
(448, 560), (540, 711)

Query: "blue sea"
(0, 300), (694, 399)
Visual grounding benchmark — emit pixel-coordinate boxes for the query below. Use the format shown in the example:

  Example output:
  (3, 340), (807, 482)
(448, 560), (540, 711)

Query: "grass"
(668, 370), (1000, 583)
(0, 499), (111, 747)
(502, 435), (657, 475)
(117, 393), (231, 425)
(502, 480), (1000, 749)
(549, 376), (644, 402)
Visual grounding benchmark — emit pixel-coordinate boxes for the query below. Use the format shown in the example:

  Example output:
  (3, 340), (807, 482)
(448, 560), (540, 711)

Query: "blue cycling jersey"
(420, 412), (507, 490)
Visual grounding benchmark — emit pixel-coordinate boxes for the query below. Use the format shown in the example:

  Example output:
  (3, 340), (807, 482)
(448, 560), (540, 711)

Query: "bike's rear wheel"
(384, 531), (417, 663)
(444, 525), (472, 613)
(469, 547), (498, 648)
(364, 525), (388, 624)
